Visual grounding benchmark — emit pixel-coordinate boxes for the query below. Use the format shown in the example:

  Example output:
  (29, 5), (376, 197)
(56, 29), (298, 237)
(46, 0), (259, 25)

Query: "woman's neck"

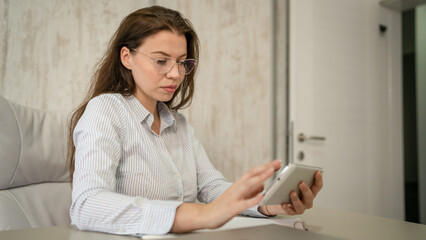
(133, 93), (161, 134)
(134, 92), (158, 116)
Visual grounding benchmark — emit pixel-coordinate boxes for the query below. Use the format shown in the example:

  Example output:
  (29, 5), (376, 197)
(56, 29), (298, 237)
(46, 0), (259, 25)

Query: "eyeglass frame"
(131, 48), (197, 76)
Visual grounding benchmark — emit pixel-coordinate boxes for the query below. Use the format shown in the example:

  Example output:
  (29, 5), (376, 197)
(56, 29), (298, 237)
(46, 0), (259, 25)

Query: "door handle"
(298, 133), (326, 143)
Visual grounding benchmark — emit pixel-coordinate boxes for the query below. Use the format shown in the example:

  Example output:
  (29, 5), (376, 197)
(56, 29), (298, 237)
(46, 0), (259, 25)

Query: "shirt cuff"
(137, 200), (183, 235)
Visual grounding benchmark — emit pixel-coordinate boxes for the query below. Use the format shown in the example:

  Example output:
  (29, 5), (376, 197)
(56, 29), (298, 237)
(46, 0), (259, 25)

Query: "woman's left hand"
(258, 171), (323, 216)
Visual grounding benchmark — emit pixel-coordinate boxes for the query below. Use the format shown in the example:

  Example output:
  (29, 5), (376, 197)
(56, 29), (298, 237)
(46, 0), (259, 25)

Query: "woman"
(68, 5), (322, 235)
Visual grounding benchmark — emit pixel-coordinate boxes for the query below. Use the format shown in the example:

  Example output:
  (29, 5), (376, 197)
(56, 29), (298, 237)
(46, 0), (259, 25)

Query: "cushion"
(0, 95), (71, 230)
(0, 95), (69, 189)
(0, 182), (71, 230)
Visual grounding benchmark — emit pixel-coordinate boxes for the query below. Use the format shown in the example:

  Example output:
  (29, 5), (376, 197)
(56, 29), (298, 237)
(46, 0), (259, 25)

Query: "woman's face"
(121, 30), (187, 113)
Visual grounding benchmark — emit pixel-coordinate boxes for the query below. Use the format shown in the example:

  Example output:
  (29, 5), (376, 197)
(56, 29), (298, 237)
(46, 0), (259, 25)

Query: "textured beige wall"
(0, 0), (151, 114)
(0, 0), (280, 182)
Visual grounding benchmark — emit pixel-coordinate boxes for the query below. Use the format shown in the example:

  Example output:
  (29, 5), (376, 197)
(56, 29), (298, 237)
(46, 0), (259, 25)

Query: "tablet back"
(261, 164), (322, 205)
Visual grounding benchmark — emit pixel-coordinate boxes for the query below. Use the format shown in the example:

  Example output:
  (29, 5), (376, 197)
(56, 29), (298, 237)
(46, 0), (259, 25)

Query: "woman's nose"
(166, 62), (182, 79)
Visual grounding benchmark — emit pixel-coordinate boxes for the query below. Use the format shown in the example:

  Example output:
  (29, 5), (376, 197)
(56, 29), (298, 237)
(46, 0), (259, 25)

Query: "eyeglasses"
(132, 49), (197, 76)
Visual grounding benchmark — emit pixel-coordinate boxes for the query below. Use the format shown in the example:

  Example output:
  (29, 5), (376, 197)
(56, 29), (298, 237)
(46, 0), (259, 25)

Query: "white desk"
(0, 206), (425, 240)
(301, 206), (426, 239)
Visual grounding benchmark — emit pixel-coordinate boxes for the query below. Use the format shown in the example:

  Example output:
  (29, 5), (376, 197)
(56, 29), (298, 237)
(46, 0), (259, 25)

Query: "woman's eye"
(156, 59), (169, 66)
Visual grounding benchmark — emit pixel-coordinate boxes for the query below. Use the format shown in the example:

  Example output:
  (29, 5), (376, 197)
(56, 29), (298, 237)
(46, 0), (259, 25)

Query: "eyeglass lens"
(158, 59), (196, 75)
(132, 49), (196, 75)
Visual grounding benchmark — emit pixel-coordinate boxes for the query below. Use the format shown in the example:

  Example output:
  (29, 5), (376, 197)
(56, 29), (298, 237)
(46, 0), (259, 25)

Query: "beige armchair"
(0, 95), (71, 230)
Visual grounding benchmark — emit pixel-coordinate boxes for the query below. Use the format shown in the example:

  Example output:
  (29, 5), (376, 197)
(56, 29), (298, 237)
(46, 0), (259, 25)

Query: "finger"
(254, 183), (265, 193)
(281, 203), (297, 215)
(299, 182), (314, 208)
(231, 168), (272, 199)
(270, 159), (282, 171)
(245, 184), (265, 198)
(239, 165), (271, 182)
(241, 192), (264, 211)
(261, 159), (282, 173)
(311, 171), (323, 195)
(262, 204), (284, 216)
(290, 191), (305, 214)
(238, 160), (281, 184)
(243, 168), (273, 191)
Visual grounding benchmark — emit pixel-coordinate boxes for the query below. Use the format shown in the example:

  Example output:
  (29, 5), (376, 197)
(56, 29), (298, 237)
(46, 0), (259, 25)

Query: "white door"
(288, 0), (404, 220)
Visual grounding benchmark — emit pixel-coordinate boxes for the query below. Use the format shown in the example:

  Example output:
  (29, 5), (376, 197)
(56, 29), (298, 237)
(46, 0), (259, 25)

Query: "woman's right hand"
(170, 159), (281, 233)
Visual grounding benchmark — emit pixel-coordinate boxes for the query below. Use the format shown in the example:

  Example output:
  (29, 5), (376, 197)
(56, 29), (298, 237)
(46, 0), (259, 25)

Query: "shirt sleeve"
(189, 126), (268, 218)
(70, 95), (181, 236)
(190, 127), (230, 204)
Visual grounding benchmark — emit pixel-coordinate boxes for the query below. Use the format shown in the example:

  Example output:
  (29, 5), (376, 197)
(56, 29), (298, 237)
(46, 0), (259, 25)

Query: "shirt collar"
(157, 101), (177, 132)
(126, 95), (177, 133)
(127, 95), (151, 122)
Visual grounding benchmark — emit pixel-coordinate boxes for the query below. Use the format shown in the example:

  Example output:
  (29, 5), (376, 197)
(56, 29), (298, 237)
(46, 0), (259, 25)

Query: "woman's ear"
(121, 47), (132, 70)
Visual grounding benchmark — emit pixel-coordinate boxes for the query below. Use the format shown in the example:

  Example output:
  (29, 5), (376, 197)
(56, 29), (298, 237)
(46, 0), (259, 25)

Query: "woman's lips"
(162, 85), (177, 93)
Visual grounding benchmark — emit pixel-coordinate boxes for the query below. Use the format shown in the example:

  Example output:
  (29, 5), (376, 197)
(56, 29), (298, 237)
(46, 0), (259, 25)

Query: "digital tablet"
(259, 163), (323, 206)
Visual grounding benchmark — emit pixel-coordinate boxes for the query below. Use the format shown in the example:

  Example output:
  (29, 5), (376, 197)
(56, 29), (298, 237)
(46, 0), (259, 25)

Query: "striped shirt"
(70, 94), (264, 236)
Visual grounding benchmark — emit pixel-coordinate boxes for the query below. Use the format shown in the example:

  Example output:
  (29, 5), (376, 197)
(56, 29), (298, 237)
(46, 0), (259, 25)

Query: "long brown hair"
(67, 6), (199, 183)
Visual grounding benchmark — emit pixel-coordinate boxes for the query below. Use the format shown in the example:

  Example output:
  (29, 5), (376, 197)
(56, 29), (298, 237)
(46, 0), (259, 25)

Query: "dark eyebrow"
(150, 51), (187, 58)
